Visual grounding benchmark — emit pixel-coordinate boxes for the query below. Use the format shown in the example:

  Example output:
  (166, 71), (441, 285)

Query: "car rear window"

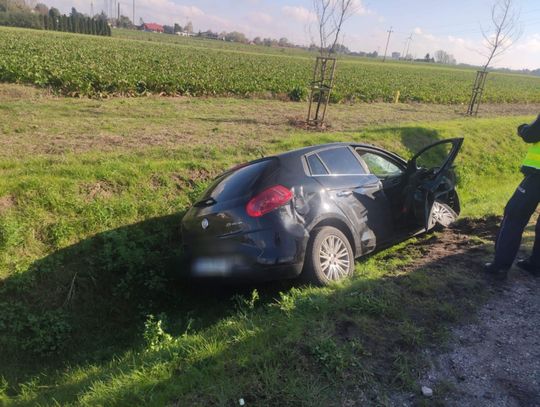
(307, 154), (329, 175)
(317, 147), (366, 175)
(199, 159), (275, 203)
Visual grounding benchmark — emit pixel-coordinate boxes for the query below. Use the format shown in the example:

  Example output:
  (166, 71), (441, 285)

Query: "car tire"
(302, 226), (354, 286)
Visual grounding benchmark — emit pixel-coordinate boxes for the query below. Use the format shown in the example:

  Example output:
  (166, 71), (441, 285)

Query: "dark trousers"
(494, 173), (540, 269)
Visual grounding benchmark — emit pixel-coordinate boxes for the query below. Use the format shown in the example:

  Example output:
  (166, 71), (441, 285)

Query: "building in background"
(140, 23), (164, 33)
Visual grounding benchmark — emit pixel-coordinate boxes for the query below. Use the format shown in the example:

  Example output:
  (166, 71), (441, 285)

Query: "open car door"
(404, 138), (464, 231)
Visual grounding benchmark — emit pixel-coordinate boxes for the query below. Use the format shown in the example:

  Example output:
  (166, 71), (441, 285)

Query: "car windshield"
(357, 151), (403, 177)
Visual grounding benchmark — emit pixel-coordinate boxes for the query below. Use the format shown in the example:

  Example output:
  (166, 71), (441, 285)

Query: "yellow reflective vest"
(523, 142), (540, 170)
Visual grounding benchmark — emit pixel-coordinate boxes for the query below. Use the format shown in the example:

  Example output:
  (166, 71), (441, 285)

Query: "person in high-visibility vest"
(485, 115), (540, 280)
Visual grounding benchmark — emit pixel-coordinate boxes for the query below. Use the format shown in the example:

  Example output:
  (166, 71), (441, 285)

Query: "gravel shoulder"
(419, 274), (540, 407)
(393, 217), (540, 407)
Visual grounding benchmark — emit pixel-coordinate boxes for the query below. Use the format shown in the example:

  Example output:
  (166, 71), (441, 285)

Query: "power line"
(404, 14), (540, 38)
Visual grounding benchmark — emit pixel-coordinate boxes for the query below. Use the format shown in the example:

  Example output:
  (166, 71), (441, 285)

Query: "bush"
(0, 302), (71, 356)
(288, 86), (308, 102)
(0, 11), (43, 29)
(0, 11), (110, 36)
(143, 314), (172, 351)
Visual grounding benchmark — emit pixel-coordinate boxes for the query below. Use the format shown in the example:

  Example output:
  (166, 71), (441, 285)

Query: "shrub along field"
(0, 84), (535, 405)
(1, 26), (540, 103)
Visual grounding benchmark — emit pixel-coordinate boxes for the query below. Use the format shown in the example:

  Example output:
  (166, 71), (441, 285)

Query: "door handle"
(336, 190), (353, 197)
(363, 181), (382, 189)
(356, 182), (382, 194)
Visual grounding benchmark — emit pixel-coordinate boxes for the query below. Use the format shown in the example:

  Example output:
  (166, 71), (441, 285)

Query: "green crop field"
(112, 27), (318, 57)
(1, 26), (540, 103)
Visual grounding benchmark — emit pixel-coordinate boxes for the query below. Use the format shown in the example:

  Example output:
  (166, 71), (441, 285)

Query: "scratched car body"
(181, 138), (463, 285)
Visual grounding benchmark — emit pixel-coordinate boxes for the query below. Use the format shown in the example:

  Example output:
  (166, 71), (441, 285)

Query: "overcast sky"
(47, 0), (540, 69)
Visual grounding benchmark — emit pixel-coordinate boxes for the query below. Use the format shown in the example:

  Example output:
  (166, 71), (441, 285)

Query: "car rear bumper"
(189, 256), (304, 282)
(182, 227), (309, 282)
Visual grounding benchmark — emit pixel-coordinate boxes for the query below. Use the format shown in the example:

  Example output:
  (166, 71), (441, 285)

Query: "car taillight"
(246, 185), (293, 217)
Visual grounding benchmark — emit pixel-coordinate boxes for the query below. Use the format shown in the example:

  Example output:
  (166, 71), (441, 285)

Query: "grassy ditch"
(0, 88), (535, 405)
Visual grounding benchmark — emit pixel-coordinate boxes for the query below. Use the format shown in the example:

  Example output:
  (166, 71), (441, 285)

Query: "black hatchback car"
(182, 138), (463, 285)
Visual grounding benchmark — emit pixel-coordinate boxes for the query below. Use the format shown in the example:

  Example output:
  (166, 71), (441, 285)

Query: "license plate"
(192, 257), (233, 276)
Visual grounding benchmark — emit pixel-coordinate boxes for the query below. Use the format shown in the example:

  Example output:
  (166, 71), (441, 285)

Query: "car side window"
(307, 154), (329, 175)
(317, 147), (366, 175)
(357, 151), (403, 177)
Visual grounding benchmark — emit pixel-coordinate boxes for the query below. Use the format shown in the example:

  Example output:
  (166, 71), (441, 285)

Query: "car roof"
(275, 142), (357, 159)
(218, 142), (407, 180)
(224, 142), (407, 178)
(274, 142), (405, 162)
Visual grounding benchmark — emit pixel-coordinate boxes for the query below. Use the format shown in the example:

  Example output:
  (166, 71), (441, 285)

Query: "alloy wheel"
(318, 234), (351, 281)
(429, 200), (458, 229)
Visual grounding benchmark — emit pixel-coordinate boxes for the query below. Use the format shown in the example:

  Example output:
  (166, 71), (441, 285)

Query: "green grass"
(0, 85), (535, 405)
(1, 26), (540, 103)
(2, 237), (492, 406)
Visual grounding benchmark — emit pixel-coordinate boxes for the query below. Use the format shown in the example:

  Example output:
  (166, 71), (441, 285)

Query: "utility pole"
(382, 26), (393, 62)
(90, 1), (94, 17)
(405, 33), (413, 59)
(117, 2), (119, 20)
(132, 0), (135, 26)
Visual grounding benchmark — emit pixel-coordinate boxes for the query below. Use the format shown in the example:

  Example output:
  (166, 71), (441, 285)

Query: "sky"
(46, 0), (540, 69)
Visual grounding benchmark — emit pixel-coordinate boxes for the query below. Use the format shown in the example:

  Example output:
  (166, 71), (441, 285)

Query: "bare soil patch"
(79, 181), (118, 201)
(0, 194), (16, 214)
(390, 217), (540, 407)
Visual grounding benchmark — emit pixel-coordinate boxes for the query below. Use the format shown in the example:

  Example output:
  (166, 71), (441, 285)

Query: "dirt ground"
(392, 217), (540, 407)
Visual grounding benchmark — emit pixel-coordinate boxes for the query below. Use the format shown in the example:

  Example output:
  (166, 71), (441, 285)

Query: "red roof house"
(141, 23), (164, 33)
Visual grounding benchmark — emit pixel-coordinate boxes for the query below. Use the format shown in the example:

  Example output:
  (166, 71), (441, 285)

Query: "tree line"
(0, 1), (111, 36)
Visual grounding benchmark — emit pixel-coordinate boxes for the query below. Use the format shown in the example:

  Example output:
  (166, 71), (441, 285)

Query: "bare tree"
(313, 0), (357, 56)
(480, 0), (521, 71)
(434, 50), (456, 65)
(306, 0), (359, 126)
(467, 0), (521, 116)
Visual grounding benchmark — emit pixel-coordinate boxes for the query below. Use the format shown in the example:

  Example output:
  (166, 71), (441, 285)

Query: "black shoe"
(484, 263), (509, 281)
(516, 259), (540, 277)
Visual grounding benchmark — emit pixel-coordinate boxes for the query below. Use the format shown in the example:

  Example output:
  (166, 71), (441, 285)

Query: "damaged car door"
(404, 138), (464, 231)
(306, 146), (394, 255)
